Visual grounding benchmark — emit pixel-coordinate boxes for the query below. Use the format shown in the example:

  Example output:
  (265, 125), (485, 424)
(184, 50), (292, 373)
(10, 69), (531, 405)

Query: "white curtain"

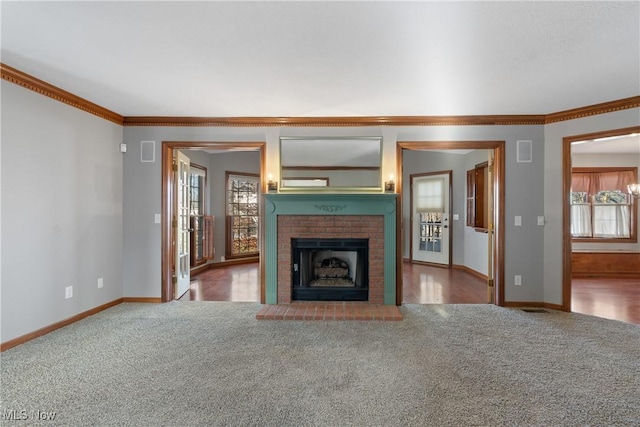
(570, 205), (592, 237)
(416, 178), (444, 213)
(593, 205), (630, 238)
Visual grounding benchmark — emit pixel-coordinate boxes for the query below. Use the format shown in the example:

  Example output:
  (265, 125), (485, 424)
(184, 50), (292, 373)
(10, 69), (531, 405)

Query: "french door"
(174, 150), (191, 299)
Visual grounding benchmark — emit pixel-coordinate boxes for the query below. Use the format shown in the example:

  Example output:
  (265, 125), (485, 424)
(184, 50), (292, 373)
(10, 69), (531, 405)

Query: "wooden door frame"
(161, 141), (267, 303)
(396, 141), (506, 306)
(561, 126), (640, 311)
(409, 170), (453, 268)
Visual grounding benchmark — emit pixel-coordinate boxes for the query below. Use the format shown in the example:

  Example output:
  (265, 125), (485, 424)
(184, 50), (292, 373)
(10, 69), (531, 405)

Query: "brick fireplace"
(279, 216), (383, 303)
(264, 194), (397, 305)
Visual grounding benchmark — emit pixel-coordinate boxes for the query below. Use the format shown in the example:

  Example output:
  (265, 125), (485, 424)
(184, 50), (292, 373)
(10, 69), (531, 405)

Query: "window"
(226, 172), (260, 258)
(570, 167), (637, 241)
(189, 163), (213, 267)
(416, 177), (445, 253)
(466, 162), (489, 230)
(190, 164), (205, 216)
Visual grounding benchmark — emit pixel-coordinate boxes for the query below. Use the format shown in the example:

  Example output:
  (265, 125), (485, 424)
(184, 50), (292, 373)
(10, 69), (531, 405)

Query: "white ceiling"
(571, 133), (640, 154)
(1, 1), (639, 118)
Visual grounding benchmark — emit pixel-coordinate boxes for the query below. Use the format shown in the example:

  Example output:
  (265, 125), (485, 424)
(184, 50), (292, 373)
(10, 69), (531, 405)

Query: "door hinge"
(487, 279), (494, 288)
(172, 276), (177, 285)
(172, 163), (178, 172)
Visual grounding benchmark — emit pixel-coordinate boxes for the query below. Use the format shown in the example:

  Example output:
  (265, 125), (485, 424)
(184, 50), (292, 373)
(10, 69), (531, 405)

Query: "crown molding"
(545, 96), (640, 124)
(0, 63), (124, 125)
(122, 114), (546, 127)
(2, 63), (637, 128)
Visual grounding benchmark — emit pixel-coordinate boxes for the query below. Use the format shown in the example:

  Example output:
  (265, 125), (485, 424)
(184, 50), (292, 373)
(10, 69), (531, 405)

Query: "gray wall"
(1, 81), (123, 342)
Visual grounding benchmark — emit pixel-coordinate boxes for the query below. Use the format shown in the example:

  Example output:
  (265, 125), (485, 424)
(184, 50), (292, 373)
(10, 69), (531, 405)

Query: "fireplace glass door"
(291, 238), (369, 301)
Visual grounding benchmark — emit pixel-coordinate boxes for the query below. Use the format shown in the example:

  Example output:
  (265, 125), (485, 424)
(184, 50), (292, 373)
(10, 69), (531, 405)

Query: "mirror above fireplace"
(279, 137), (382, 191)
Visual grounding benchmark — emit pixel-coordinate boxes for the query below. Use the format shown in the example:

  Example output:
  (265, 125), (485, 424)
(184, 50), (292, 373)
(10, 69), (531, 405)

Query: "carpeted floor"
(1, 302), (639, 426)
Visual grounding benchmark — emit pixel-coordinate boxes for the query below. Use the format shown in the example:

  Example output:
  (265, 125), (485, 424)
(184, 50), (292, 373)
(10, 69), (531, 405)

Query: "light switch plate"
(515, 216), (522, 226)
(537, 216), (545, 226)
(453, 214), (459, 220)
(154, 214), (161, 224)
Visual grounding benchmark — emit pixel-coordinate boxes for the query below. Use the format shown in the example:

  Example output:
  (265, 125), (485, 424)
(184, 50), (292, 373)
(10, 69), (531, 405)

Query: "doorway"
(562, 126), (640, 321)
(396, 141), (505, 306)
(161, 141), (266, 303)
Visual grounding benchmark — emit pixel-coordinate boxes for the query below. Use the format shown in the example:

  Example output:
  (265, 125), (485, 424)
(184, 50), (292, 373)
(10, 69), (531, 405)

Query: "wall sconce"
(385, 174), (395, 193)
(267, 173), (278, 193)
(629, 183), (640, 199)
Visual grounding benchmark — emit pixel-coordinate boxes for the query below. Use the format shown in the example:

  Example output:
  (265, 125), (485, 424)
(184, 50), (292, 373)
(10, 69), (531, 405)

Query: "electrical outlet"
(98, 277), (104, 289)
(514, 275), (522, 286)
(65, 286), (73, 299)
(221, 256), (226, 262)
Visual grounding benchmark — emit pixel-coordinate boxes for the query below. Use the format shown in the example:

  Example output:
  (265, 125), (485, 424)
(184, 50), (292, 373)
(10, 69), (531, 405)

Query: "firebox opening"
(292, 238), (369, 301)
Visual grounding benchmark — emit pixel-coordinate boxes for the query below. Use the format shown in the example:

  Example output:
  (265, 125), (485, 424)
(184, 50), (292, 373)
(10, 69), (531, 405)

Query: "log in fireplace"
(291, 238), (369, 301)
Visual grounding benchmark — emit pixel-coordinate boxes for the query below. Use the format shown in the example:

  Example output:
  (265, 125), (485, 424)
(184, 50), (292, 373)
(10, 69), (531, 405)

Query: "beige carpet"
(1, 302), (639, 426)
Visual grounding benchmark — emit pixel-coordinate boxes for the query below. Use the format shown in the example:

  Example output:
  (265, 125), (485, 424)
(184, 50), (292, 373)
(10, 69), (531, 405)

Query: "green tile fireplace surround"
(264, 193), (397, 304)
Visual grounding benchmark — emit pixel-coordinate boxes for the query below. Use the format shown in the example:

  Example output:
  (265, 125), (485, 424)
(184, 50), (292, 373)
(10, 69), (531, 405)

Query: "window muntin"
(570, 168), (637, 241)
(189, 163), (208, 266)
(190, 165), (205, 216)
(226, 172), (260, 257)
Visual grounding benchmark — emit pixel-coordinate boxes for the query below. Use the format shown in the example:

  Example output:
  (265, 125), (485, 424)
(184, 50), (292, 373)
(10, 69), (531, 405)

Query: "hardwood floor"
(183, 261), (487, 304)
(401, 261), (487, 304)
(183, 261), (639, 324)
(571, 276), (640, 324)
(183, 263), (259, 302)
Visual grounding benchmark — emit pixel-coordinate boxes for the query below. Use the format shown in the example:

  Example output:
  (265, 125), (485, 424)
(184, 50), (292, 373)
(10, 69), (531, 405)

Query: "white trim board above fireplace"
(264, 193), (397, 304)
